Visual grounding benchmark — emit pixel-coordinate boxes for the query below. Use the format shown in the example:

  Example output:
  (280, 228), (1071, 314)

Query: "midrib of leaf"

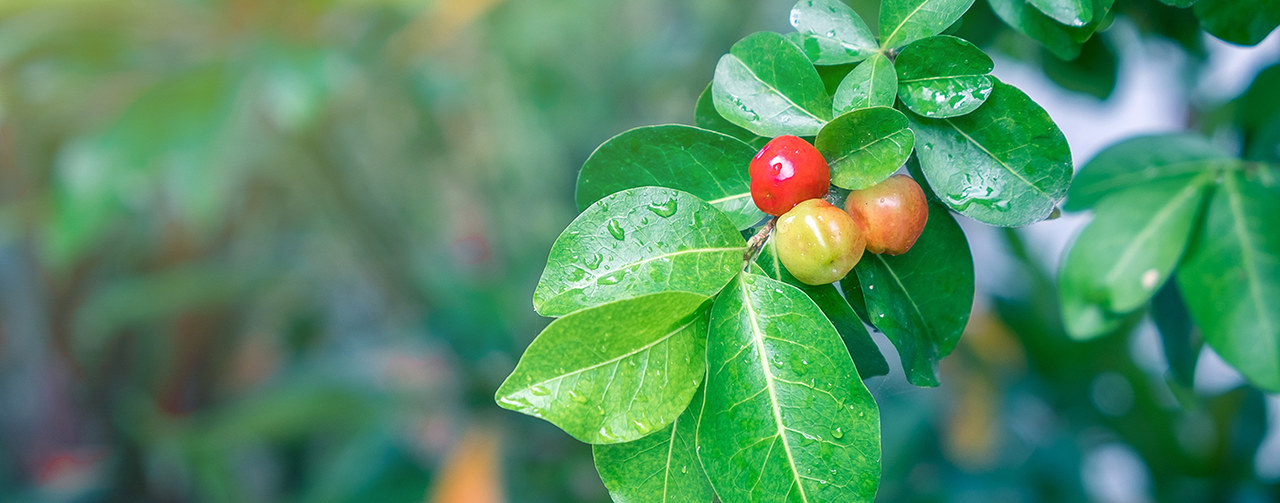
(899, 74), (985, 84)
(727, 55), (825, 124)
(1101, 179), (1202, 288)
(706, 192), (752, 205)
(739, 278), (810, 502)
(829, 128), (910, 167)
(563, 246), (746, 291)
(873, 255), (931, 338)
(882, 0), (930, 47)
(509, 317), (697, 397)
(943, 117), (1050, 198)
(661, 419), (678, 501)
(1224, 175), (1276, 338)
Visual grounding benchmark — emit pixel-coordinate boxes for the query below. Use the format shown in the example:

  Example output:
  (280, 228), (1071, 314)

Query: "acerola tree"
(499, 0), (1280, 501)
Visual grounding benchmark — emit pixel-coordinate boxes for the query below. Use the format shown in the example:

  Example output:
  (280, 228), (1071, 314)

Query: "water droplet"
(867, 284), (874, 290)
(597, 272), (624, 285)
(648, 198), (678, 218)
(584, 253), (603, 270)
(607, 219), (625, 240)
(569, 389), (588, 404)
(832, 427), (844, 439)
(681, 466), (688, 474)
(530, 385), (551, 396)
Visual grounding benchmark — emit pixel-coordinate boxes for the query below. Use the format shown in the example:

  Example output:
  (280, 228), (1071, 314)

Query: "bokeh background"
(0, 0), (1277, 501)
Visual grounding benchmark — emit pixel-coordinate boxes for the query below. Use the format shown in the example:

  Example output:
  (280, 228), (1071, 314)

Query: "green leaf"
(1177, 170), (1280, 392)
(816, 107), (915, 190)
(1152, 282), (1199, 388)
(699, 273), (881, 502)
(1028, 0), (1093, 26)
(894, 35), (993, 119)
(712, 31), (832, 137)
(1158, 0), (1196, 7)
(879, 0), (976, 49)
(1193, 0), (1280, 46)
(789, 0), (880, 65)
(988, 0), (1114, 59)
(576, 125), (765, 230)
(757, 240), (890, 378)
(854, 203), (973, 386)
(496, 292), (710, 444)
(833, 53), (898, 114)
(908, 80), (1072, 227)
(695, 84), (768, 149)
(1057, 175), (1213, 340)
(593, 385), (714, 503)
(1067, 134), (1233, 211)
(533, 187), (745, 317)
(1041, 35), (1118, 100)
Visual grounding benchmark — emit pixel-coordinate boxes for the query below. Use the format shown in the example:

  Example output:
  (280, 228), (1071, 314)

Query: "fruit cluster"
(750, 135), (928, 285)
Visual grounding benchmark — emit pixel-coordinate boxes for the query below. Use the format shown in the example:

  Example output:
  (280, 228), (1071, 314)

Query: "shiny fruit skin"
(844, 174), (928, 255)
(775, 199), (866, 285)
(749, 135), (831, 216)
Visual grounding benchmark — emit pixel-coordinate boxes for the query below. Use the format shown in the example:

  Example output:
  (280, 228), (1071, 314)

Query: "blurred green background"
(0, 0), (1276, 502)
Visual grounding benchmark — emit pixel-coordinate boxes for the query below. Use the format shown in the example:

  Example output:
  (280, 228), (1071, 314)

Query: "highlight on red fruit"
(749, 135), (831, 216)
(775, 199), (866, 285)
(844, 174), (929, 255)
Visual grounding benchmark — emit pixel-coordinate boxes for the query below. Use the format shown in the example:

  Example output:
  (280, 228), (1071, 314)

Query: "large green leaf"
(833, 53), (898, 114)
(712, 31), (832, 137)
(988, 0), (1114, 59)
(816, 107), (915, 190)
(695, 84), (768, 149)
(879, 0), (976, 49)
(1057, 175), (1213, 340)
(699, 273), (881, 502)
(593, 385), (714, 502)
(1028, 0), (1093, 26)
(1041, 35), (1118, 100)
(1177, 170), (1280, 392)
(1067, 134), (1233, 211)
(853, 204), (973, 386)
(894, 36), (993, 119)
(789, 0), (880, 65)
(1193, 0), (1280, 46)
(757, 240), (890, 378)
(909, 80), (1072, 227)
(496, 292), (710, 444)
(533, 187), (745, 317)
(576, 125), (764, 230)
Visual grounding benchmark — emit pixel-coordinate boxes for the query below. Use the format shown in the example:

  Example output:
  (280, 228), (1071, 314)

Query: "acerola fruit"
(749, 135), (831, 216)
(844, 174), (928, 255)
(775, 199), (866, 285)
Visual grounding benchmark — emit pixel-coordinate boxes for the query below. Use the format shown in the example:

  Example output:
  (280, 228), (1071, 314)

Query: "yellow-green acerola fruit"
(775, 199), (866, 285)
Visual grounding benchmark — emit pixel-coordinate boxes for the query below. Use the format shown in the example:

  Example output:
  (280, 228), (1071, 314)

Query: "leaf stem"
(743, 217), (777, 270)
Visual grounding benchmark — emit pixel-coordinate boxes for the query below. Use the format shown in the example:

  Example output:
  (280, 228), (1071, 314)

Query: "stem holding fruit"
(743, 217), (777, 270)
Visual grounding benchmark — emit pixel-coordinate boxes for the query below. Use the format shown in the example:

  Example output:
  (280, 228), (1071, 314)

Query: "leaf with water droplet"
(787, 0), (878, 65)
(534, 187), (745, 317)
(880, 0), (976, 49)
(895, 36), (993, 119)
(816, 107), (915, 190)
(833, 53), (897, 114)
(713, 31), (831, 137)
(496, 292), (710, 444)
(593, 384), (714, 502)
(699, 273), (881, 501)
(577, 124), (764, 230)
(851, 203), (973, 387)
(908, 80), (1072, 227)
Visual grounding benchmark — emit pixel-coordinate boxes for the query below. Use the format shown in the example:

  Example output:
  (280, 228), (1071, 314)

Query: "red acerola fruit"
(775, 199), (866, 285)
(844, 174), (929, 255)
(749, 135), (831, 216)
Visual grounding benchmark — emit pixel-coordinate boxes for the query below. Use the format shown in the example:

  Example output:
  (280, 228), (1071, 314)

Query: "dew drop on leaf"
(832, 427), (844, 439)
(607, 219), (625, 240)
(529, 385), (550, 396)
(568, 389), (588, 404)
(584, 253), (603, 270)
(647, 198), (678, 218)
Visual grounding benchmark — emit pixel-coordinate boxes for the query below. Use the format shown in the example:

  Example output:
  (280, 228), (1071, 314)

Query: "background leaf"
(1028, 0), (1094, 26)
(833, 53), (898, 114)
(699, 273), (881, 502)
(592, 385), (714, 502)
(533, 187), (745, 317)
(894, 35), (994, 118)
(789, 0), (880, 65)
(879, 0), (977, 49)
(852, 203), (974, 386)
(1176, 170), (1280, 392)
(909, 80), (1072, 227)
(496, 292), (710, 444)
(1192, 0), (1280, 46)
(1041, 35), (1119, 100)
(1057, 175), (1212, 340)
(712, 31), (832, 137)
(817, 107), (915, 190)
(1066, 133), (1232, 211)
(757, 240), (890, 378)
(576, 125), (765, 230)
(988, 0), (1114, 59)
